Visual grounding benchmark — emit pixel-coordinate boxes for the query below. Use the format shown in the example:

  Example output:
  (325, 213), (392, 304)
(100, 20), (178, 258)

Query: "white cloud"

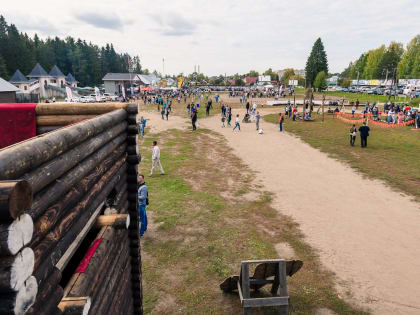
(2, 0), (420, 75)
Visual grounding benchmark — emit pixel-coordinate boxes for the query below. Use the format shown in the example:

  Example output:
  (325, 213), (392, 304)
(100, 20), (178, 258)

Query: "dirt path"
(196, 109), (420, 315)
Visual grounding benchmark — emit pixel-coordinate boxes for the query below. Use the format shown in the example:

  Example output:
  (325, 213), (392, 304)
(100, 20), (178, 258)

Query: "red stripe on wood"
(75, 238), (103, 273)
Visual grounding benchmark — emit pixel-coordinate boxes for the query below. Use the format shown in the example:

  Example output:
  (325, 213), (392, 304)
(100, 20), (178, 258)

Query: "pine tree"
(305, 38), (328, 87)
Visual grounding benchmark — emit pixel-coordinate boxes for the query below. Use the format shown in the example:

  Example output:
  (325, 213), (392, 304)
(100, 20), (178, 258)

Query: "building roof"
(102, 73), (140, 81)
(138, 74), (160, 85)
(9, 70), (29, 83)
(66, 73), (78, 83)
(49, 65), (65, 78)
(244, 77), (258, 84)
(28, 63), (51, 78)
(0, 77), (20, 92)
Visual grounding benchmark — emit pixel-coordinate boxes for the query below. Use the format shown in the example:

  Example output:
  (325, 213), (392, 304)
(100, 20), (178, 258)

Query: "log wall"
(0, 104), (142, 314)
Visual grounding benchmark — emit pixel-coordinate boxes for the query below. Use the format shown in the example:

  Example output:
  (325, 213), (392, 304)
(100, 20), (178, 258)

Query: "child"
(221, 113), (226, 127)
(233, 114), (241, 131)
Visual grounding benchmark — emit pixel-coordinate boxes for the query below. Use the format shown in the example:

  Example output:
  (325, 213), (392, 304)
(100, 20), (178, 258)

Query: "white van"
(403, 85), (420, 95)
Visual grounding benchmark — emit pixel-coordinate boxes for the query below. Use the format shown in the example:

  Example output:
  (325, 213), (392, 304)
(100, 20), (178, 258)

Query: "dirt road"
(198, 109), (420, 315)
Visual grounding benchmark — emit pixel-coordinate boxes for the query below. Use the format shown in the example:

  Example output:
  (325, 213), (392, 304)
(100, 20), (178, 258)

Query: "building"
(243, 77), (258, 85)
(49, 65), (66, 88)
(66, 73), (78, 87)
(0, 77), (19, 103)
(9, 64), (78, 99)
(103, 73), (161, 95)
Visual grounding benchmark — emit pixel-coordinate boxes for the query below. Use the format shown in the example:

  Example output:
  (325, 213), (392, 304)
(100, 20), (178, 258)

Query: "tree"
(313, 71), (327, 91)
(246, 70), (259, 77)
(281, 68), (295, 83)
(342, 77), (352, 88)
(0, 55), (8, 79)
(376, 42), (403, 79)
(305, 38), (328, 87)
(362, 45), (386, 79)
(398, 35), (420, 78)
(263, 68), (279, 81)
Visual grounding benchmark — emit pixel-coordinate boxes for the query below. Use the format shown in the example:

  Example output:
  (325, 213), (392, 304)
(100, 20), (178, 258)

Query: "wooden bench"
(220, 259), (303, 314)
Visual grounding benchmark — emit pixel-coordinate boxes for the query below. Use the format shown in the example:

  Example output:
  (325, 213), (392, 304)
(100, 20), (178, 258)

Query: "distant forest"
(0, 15), (143, 86)
(341, 35), (420, 80)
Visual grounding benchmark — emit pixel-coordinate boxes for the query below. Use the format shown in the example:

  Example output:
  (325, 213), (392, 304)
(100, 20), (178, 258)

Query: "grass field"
(263, 113), (420, 202)
(140, 128), (367, 314)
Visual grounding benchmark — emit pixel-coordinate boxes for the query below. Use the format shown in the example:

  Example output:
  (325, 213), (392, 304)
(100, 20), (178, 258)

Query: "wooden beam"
(95, 214), (130, 229)
(36, 115), (98, 126)
(0, 247), (34, 293)
(0, 180), (32, 221)
(0, 109), (126, 180)
(58, 297), (91, 315)
(55, 201), (104, 272)
(36, 103), (126, 115)
(0, 214), (33, 256)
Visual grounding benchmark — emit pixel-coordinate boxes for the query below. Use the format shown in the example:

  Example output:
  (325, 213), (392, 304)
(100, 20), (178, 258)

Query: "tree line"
(0, 15), (143, 86)
(341, 35), (420, 81)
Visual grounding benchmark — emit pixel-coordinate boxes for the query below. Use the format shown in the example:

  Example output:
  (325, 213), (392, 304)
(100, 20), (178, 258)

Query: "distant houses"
(102, 73), (160, 94)
(9, 63), (78, 99)
(0, 77), (19, 103)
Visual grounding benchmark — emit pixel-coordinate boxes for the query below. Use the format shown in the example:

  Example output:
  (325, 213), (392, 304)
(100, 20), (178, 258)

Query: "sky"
(2, 0), (420, 76)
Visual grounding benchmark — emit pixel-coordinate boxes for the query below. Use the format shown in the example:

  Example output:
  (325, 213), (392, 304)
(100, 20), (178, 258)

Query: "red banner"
(74, 238), (103, 273)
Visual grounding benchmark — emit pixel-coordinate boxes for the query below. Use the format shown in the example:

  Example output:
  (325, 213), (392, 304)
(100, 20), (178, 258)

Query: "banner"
(121, 85), (126, 99)
(288, 80), (298, 86)
(94, 87), (101, 102)
(66, 86), (72, 101)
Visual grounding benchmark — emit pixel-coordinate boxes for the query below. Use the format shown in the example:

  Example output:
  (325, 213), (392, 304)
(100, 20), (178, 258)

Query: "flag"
(66, 87), (72, 101)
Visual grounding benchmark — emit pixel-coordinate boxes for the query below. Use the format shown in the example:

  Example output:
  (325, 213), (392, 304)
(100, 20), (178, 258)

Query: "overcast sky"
(2, 0), (420, 76)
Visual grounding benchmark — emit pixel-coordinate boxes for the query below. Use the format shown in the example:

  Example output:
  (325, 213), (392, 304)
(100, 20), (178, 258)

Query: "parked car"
(342, 88), (349, 92)
(103, 93), (119, 101)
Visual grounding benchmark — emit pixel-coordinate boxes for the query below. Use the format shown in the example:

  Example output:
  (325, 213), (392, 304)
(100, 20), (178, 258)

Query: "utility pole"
(322, 94), (325, 122)
(356, 70), (360, 87)
(162, 58), (165, 78)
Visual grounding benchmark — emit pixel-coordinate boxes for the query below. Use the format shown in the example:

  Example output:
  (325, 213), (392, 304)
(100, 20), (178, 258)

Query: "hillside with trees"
(0, 15), (142, 86)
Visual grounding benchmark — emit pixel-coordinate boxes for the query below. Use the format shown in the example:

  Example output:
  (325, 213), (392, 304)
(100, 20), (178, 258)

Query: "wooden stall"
(0, 104), (142, 314)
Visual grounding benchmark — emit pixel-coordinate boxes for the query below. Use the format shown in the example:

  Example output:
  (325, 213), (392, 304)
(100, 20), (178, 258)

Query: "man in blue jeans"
(137, 174), (148, 237)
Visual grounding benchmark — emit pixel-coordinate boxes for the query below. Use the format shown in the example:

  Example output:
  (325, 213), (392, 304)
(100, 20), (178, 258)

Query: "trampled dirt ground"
(141, 106), (420, 314)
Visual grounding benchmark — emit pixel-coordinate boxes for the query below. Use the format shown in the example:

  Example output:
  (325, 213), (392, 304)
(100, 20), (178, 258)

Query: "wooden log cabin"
(0, 103), (142, 314)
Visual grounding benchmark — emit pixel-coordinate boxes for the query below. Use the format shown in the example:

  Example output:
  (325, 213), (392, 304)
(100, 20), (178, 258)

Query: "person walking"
(358, 122), (370, 148)
(137, 174), (148, 236)
(221, 113), (226, 127)
(278, 113), (284, 131)
(139, 116), (146, 139)
(246, 102), (250, 114)
(191, 107), (198, 131)
(256, 111), (261, 130)
(150, 141), (165, 175)
(227, 109), (232, 127)
(349, 124), (357, 146)
(233, 114), (241, 131)
(165, 107), (169, 120)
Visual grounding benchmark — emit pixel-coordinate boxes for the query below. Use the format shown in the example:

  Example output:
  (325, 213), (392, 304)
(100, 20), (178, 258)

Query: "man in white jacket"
(150, 140), (165, 176)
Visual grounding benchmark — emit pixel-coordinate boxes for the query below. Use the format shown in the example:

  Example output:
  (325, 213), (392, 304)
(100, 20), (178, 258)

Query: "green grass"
(141, 128), (368, 314)
(263, 113), (420, 201)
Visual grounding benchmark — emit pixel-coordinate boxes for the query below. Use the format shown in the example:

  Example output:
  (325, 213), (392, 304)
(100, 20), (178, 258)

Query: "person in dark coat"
(358, 122), (370, 148)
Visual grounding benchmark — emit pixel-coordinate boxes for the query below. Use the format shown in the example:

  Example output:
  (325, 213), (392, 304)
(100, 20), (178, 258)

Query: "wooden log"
(0, 214), (33, 256)
(127, 114), (137, 125)
(107, 260), (132, 315)
(125, 104), (138, 114)
(126, 164), (138, 175)
(0, 180), (32, 222)
(127, 183), (137, 193)
(36, 126), (61, 135)
(89, 235), (130, 314)
(29, 135), (126, 220)
(95, 214), (130, 229)
(33, 164), (126, 285)
(0, 247), (34, 293)
(0, 275), (37, 314)
(36, 103), (126, 115)
(126, 174), (138, 183)
(127, 154), (141, 164)
(126, 145), (138, 156)
(127, 192), (137, 202)
(58, 297), (91, 315)
(30, 146), (125, 248)
(117, 199), (128, 215)
(26, 267), (61, 315)
(34, 285), (63, 315)
(24, 122), (127, 194)
(33, 160), (126, 269)
(127, 135), (137, 145)
(36, 115), (98, 126)
(127, 125), (139, 135)
(0, 109), (127, 180)
(65, 227), (120, 297)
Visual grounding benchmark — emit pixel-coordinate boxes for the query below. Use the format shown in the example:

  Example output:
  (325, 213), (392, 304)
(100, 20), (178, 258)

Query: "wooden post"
(0, 180), (32, 222)
(36, 103), (126, 115)
(0, 109), (126, 180)
(58, 297), (91, 314)
(36, 115), (98, 126)
(95, 214), (130, 229)
(0, 247), (34, 293)
(322, 94), (325, 122)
